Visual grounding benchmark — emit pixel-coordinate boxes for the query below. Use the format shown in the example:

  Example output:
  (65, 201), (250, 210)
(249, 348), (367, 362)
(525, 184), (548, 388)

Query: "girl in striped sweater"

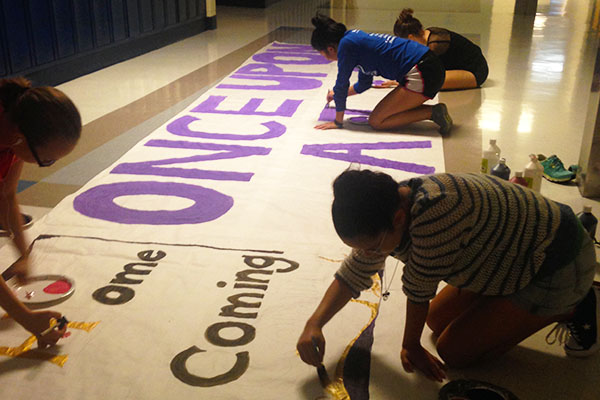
(297, 169), (599, 381)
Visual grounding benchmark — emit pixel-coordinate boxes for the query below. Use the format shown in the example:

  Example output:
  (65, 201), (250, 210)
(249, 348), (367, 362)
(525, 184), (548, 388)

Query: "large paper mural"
(0, 43), (444, 399)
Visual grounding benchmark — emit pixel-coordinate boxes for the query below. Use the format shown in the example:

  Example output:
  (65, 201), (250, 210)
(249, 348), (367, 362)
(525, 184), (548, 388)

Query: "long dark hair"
(393, 8), (423, 38)
(311, 13), (347, 51)
(332, 169), (401, 239)
(0, 77), (81, 148)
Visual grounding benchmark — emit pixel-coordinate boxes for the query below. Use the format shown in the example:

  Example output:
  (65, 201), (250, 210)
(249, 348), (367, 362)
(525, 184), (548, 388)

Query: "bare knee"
(436, 332), (477, 368)
(426, 309), (447, 337)
(368, 114), (385, 130)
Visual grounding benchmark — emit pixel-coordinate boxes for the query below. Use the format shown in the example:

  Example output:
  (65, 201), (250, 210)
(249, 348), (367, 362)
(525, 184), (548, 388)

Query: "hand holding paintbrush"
(325, 89), (334, 108)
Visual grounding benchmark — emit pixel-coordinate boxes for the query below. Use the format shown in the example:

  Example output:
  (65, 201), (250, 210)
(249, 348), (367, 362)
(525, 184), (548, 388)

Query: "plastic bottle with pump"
(577, 205), (598, 242)
(510, 171), (528, 187)
(491, 158), (511, 180)
(524, 154), (544, 191)
(481, 139), (501, 174)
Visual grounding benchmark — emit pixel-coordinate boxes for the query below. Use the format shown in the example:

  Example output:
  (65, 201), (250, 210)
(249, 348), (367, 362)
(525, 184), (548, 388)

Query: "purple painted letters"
(111, 141), (271, 181)
(301, 141), (436, 174)
(252, 52), (330, 65)
(73, 181), (234, 225)
(319, 107), (372, 122)
(167, 117), (286, 141)
(191, 96), (302, 117)
(235, 63), (326, 77)
(217, 75), (323, 91)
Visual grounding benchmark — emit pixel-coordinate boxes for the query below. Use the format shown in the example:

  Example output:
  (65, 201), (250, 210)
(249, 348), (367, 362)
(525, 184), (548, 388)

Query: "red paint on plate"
(43, 280), (72, 294)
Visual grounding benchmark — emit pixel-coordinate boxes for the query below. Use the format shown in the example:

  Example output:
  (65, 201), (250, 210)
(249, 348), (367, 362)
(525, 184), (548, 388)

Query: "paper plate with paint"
(0, 213), (33, 236)
(12, 274), (75, 307)
(348, 116), (371, 125)
(439, 379), (519, 400)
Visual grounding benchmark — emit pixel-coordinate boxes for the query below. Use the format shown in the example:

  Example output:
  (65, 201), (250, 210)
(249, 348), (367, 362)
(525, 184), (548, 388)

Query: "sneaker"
(431, 103), (453, 136)
(546, 283), (600, 357)
(539, 154), (575, 183)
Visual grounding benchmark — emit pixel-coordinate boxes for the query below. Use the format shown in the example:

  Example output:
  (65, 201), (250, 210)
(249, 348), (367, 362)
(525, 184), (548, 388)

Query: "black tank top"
(426, 27), (485, 71)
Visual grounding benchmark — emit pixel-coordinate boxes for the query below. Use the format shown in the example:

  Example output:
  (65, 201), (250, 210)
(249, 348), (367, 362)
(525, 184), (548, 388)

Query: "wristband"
(334, 120), (343, 128)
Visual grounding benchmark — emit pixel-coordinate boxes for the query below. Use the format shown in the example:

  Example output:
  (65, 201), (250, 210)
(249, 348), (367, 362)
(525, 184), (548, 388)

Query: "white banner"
(0, 42), (444, 399)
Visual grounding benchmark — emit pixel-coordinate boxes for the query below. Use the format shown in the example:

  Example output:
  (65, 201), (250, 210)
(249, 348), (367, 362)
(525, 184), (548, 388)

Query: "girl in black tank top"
(392, 10), (489, 90)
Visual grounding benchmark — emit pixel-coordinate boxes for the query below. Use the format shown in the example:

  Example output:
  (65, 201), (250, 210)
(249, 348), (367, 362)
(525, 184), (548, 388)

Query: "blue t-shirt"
(333, 29), (429, 112)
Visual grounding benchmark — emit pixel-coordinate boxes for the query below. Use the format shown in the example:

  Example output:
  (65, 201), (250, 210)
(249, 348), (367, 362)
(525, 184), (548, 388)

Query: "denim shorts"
(509, 232), (598, 316)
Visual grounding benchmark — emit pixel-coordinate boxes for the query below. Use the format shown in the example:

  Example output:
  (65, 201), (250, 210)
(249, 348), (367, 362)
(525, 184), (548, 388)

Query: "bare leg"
(368, 87), (431, 130)
(435, 295), (572, 367)
(427, 285), (481, 336)
(442, 70), (478, 90)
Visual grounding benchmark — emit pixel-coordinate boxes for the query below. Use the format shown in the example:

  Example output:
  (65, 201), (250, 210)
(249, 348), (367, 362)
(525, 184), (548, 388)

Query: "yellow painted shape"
(0, 320), (100, 367)
(318, 256), (345, 263)
(68, 321), (100, 332)
(321, 275), (382, 399)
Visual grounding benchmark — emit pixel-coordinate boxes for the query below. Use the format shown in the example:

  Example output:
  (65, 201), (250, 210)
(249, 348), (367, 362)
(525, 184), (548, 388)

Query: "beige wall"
(332, 0), (486, 12)
(207, 0), (216, 17)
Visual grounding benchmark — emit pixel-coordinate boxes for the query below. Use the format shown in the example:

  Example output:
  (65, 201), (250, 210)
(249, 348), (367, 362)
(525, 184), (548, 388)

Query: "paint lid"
(11, 274), (75, 307)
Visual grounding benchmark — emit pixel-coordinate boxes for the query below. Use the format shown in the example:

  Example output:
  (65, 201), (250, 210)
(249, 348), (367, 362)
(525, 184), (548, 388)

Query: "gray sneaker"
(431, 103), (453, 136)
(546, 282), (600, 357)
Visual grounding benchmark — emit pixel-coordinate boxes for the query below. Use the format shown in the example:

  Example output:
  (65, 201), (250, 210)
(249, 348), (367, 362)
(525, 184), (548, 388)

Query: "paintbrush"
(312, 337), (331, 386)
(40, 316), (69, 336)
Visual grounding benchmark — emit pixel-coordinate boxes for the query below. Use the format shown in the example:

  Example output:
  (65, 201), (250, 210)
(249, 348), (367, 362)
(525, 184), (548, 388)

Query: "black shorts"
(400, 50), (445, 99)
(466, 56), (489, 87)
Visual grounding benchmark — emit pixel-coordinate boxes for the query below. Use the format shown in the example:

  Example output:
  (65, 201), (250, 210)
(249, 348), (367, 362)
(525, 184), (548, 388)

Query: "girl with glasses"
(0, 77), (81, 348)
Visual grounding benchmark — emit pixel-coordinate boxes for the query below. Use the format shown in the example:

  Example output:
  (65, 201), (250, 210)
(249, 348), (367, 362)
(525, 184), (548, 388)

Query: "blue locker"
(2, 0), (32, 72)
(165, 0), (177, 25)
(188, 0), (197, 18)
(198, 0), (206, 18)
(29, 0), (56, 65)
(139, 0), (153, 32)
(153, 0), (165, 29)
(126, 0), (140, 37)
(0, 28), (6, 76)
(178, 0), (187, 21)
(93, 0), (111, 46)
(52, 0), (76, 58)
(73, 1), (94, 51)
(111, 0), (127, 41)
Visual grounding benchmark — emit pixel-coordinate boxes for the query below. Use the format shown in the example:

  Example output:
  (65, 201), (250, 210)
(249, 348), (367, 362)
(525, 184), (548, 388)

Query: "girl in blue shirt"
(311, 14), (453, 135)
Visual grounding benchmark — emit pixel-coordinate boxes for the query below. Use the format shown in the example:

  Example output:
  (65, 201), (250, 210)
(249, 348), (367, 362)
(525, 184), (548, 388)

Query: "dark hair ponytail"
(311, 13), (346, 51)
(393, 8), (423, 38)
(331, 169), (401, 239)
(0, 77), (81, 148)
(0, 77), (31, 112)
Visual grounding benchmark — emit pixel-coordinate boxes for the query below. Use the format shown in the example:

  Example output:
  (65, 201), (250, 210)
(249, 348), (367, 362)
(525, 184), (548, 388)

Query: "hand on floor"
(401, 343), (447, 382)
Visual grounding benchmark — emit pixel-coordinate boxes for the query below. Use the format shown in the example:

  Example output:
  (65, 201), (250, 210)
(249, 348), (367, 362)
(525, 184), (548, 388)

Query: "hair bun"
(398, 8), (414, 22)
(311, 14), (326, 29)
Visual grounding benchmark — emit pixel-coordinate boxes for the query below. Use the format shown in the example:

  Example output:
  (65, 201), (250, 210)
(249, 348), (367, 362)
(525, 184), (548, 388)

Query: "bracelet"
(334, 120), (343, 128)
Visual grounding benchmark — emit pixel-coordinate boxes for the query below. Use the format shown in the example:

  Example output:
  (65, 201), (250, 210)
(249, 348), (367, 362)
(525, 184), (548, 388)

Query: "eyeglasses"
(24, 137), (55, 167)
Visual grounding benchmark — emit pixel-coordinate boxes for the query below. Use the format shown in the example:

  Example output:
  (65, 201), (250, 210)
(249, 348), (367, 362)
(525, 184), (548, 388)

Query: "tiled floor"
(4, 0), (600, 396)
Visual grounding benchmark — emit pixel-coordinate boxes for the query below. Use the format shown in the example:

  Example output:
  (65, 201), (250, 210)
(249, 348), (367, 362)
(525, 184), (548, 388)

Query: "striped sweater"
(335, 173), (582, 302)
